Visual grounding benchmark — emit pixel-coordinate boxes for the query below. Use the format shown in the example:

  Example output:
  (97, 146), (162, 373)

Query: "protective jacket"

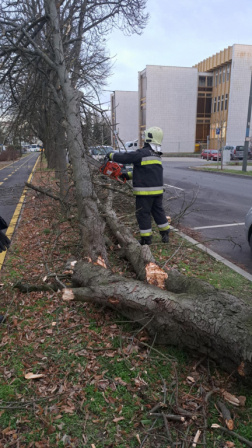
(111, 143), (163, 196)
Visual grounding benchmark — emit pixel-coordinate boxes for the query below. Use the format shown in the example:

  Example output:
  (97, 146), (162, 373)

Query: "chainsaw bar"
(87, 155), (103, 169)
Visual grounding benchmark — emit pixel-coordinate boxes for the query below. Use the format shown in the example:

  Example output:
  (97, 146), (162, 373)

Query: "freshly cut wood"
(25, 373), (45, 380)
(217, 401), (234, 430)
(64, 261), (252, 378)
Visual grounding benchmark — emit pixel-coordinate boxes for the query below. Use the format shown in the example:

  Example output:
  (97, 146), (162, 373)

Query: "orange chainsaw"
(99, 160), (126, 183)
(87, 155), (126, 183)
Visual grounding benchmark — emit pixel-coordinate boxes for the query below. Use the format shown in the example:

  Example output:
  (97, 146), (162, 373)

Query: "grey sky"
(100, 0), (252, 107)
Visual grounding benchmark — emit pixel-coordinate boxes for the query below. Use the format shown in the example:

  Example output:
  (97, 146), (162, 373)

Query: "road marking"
(0, 182), (2, 185)
(4, 177), (7, 180)
(193, 223), (245, 230)
(0, 156), (40, 270)
(164, 184), (184, 191)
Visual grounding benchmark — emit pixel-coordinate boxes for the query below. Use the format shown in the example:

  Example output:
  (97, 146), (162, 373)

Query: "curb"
(0, 155), (40, 270)
(170, 226), (252, 283)
(189, 167), (252, 179)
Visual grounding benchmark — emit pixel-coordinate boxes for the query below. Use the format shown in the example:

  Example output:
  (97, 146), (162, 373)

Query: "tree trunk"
(45, 0), (107, 263)
(64, 261), (252, 378)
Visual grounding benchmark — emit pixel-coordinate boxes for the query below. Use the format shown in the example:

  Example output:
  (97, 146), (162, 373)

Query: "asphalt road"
(162, 157), (252, 274)
(0, 153), (39, 226)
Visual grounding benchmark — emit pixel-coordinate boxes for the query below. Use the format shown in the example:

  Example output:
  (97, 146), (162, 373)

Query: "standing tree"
(0, 0), (148, 262)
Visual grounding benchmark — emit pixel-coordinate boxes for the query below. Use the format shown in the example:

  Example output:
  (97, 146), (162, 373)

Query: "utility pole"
(242, 72), (252, 172)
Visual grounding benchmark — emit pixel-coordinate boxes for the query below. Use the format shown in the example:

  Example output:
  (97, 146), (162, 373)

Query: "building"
(113, 45), (252, 153)
(139, 66), (204, 152)
(111, 91), (138, 148)
(194, 44), (252, 149)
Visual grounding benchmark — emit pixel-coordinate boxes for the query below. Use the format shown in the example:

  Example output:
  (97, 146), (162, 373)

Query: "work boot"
(160, 230), (170, 243)
(139, 236), (152, 246)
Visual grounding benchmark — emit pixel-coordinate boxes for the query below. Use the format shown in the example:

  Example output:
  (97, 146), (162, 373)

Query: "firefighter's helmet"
(144, 127), (163, 146)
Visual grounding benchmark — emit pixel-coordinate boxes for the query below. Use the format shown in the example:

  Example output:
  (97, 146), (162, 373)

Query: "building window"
(207, 77), (213, 87)
(214, 97), (216, 112)
(199, 76), (206, 87)
(215, 71), (218, 86)
(219, 69), (222, 84)
(227, 65), (230, 82)
(221, 95), (224, 111)
(225, 93), (228, 110)
(217, 96), (220, 112)
(222, 66), (226, 83)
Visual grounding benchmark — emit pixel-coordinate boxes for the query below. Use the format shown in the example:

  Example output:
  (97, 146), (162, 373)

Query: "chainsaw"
(87, 155), (126, 183)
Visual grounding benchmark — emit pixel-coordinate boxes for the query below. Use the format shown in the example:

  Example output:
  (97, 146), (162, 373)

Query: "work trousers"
(135, 195), (169, 237)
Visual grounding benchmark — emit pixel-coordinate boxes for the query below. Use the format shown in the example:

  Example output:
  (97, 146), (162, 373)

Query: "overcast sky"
(100, 0), (252, 108)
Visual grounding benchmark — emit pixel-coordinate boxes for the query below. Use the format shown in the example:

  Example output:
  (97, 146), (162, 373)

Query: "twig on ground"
(162, 412), (175, 448)
(137, 340), (177, 362)
(147, 332), (157, 358)
(140, 418), (158, 448)
(211, 425), (252, 448)
(150, 413), (185, 422)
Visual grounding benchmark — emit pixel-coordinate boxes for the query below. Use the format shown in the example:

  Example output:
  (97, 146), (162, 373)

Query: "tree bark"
(64, 261), (252, 378)
(45, 0), (107, 263)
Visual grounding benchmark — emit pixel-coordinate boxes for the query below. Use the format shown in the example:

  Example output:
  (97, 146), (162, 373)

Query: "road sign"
(216, 128), (220, 135)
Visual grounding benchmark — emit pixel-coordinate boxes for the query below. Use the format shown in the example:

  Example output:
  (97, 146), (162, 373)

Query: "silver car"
(245, 207), (252, 251)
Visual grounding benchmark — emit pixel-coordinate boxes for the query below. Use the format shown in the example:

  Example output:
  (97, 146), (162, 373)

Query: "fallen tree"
(62, 261), (252, 378)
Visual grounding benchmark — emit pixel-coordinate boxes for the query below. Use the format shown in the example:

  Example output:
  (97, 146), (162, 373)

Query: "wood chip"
(25, 373), (45, 380)
(192, 430), (201, 447)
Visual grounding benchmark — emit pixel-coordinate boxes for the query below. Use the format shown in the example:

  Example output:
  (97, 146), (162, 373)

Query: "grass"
(194, 167), (252, 176)
(1, 162), (252, 447)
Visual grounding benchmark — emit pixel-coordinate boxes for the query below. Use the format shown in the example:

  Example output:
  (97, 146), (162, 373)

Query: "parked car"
(209, 149), (222, 161)
(230, 145), (244, 160)
(245, 206), (252, 251)
(29, 144), (41, 152)
(89, 146), (106, 162)
(201, 149), (221, 161)
(124, 140), (138, 149)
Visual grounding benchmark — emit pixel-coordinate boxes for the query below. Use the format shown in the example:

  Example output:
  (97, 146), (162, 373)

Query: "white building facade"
(138, 66), (198, 153)
(226, 44), (252, 146)
(111, 91), (138, 148)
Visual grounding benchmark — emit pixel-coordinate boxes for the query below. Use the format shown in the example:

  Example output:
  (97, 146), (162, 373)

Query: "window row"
(215, 64), (230, 86)
(212, 94), (228, 113)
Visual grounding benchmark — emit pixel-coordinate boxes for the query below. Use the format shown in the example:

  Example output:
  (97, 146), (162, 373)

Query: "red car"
(201, 149), (221, 161)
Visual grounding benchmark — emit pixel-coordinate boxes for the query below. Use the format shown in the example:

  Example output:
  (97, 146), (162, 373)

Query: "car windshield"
(236, 146), (244, 151)
(211, 150), (218, 153)
(93, 148), (105, 155)
(103, 147), (114, 154)
(31, 145), (37, 148)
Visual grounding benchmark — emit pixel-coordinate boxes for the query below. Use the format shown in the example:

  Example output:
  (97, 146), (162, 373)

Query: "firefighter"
(0, 216), (10, 253)
(108, 126), (170, 245)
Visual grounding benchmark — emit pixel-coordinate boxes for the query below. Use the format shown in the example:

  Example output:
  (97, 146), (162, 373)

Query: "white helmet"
(145, 127), (163, 146)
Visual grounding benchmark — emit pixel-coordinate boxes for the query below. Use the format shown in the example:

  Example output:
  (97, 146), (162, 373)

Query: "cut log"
(100, 192), (219, 296)
(100, 193), (156, 282)
(63, 261), (252, 378)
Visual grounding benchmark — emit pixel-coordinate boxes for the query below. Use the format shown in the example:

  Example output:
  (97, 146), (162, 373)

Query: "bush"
(0, 146), (19, 162)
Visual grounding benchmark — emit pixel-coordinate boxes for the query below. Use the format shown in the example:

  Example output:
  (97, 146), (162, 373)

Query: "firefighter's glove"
(0, 217), (8, 231)
(119, 173), (129, 181)
(0, 231), (10, 253)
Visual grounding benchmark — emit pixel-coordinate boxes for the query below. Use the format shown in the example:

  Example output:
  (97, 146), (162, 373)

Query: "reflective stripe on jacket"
(112, 144), (163, 195)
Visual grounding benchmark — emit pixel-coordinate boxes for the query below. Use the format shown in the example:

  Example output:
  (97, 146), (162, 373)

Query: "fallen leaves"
(113, 416), (125, 423)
